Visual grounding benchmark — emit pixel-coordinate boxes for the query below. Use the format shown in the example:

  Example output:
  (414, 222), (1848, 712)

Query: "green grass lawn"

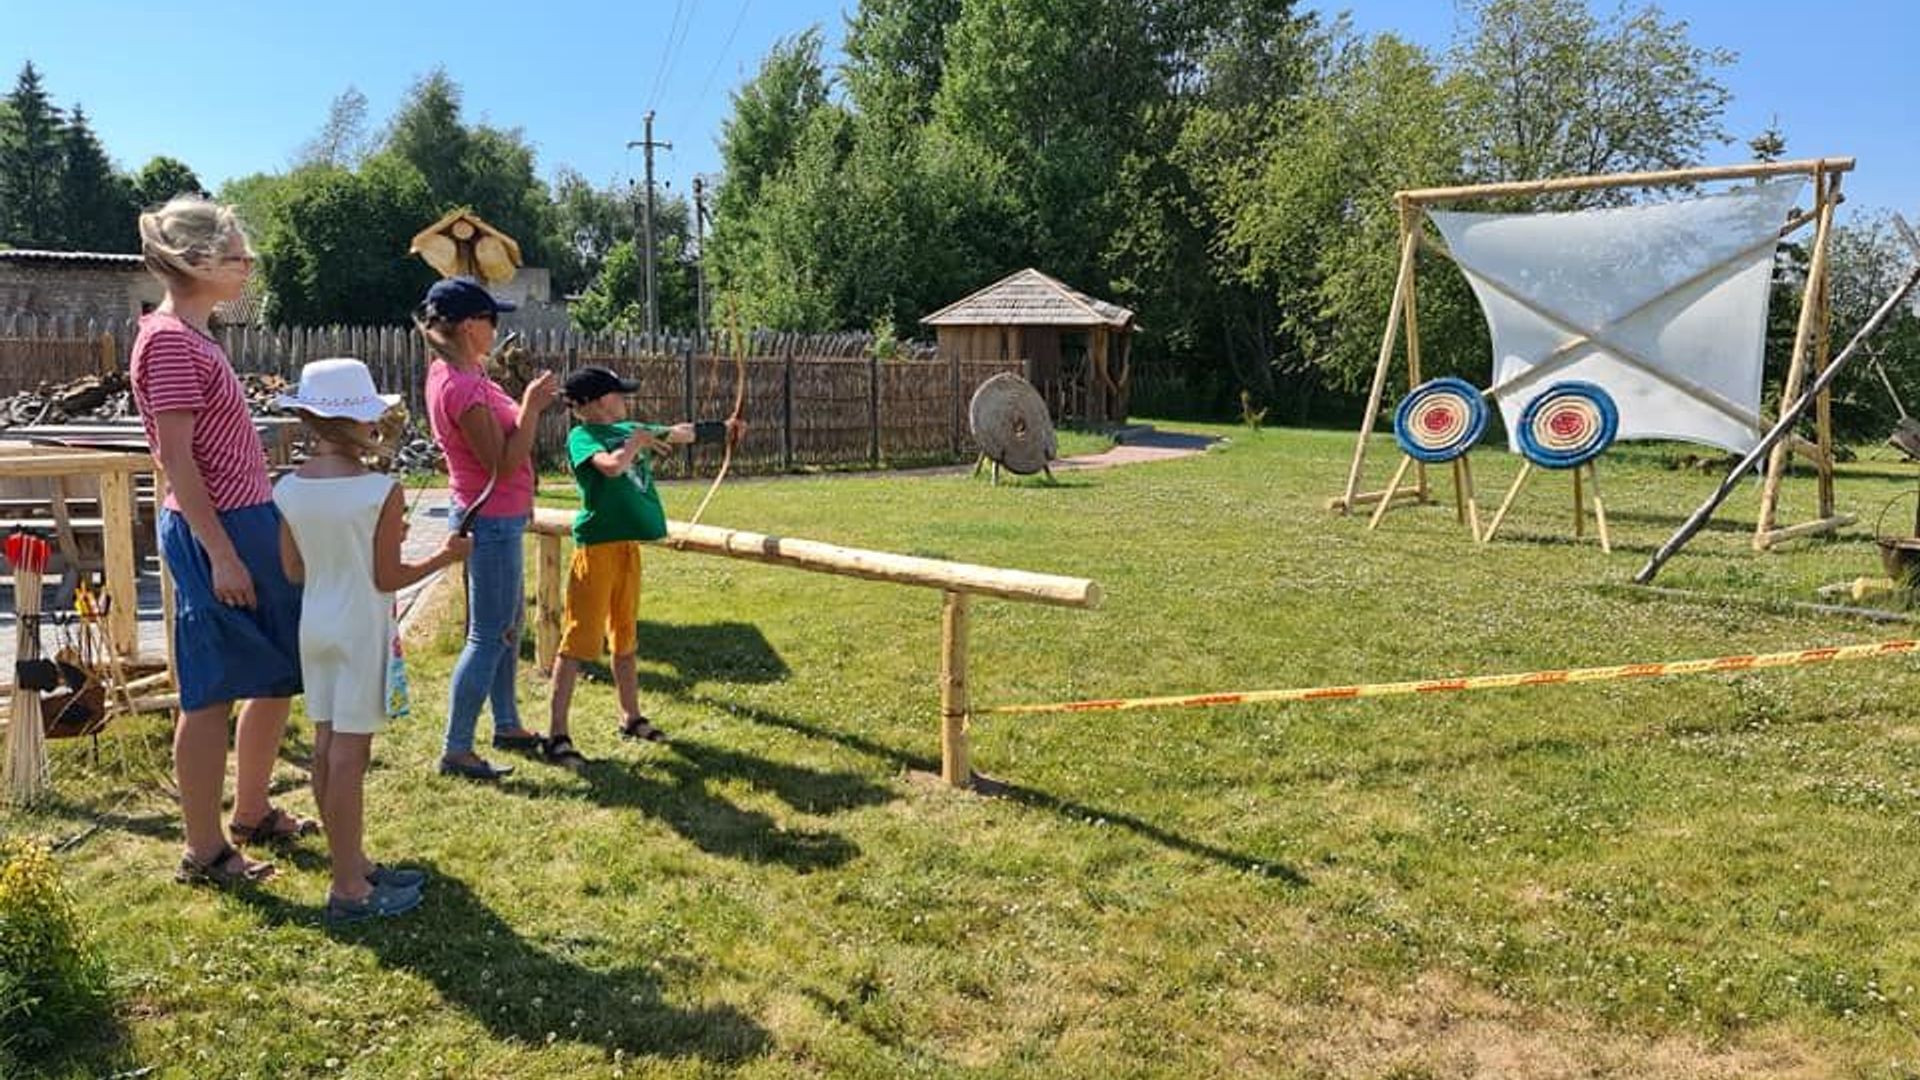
(15, 423), (1920, 1078)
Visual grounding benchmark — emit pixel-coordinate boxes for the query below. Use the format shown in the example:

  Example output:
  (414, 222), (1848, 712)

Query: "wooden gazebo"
(921, 268), (1133, 424)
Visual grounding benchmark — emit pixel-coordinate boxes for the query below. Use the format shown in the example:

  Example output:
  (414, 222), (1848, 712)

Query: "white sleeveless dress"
(272, 473), (397, 734)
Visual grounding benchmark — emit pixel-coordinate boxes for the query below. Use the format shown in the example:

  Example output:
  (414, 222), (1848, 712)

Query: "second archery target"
(1516, 381), (1618, 469)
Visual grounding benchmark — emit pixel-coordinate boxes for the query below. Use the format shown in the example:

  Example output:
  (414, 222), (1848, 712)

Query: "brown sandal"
(618, 715), (667, 743)
(175, 843), (275, 886)
(228, 805), (321, 847)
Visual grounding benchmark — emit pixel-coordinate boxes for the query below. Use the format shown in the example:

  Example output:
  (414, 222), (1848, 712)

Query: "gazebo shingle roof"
(921, 268), (1133, 328)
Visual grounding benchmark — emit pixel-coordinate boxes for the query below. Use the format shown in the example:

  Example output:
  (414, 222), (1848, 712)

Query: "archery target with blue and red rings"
(1393, 377), (1488, 463)
(1517, 381), (1618, 469)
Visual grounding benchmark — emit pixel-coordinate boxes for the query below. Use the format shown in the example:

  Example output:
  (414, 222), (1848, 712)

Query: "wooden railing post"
(534, 530), (565, 674)
(940, 589), (970, 788)
(681, 344), (697, 476)
(868, 354), (882, 468)
(782, 347), (796, 471)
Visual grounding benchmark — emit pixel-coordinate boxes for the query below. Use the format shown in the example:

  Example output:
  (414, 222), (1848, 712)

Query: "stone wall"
(0, 260), (162, 321)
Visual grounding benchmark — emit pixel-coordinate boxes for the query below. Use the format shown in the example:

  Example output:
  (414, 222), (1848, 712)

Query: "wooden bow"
(676, 305), (747, 544)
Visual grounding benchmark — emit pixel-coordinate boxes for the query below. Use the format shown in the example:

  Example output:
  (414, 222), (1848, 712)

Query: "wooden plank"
(0, 452), (153, 478)
(99, 469), (139, 659)
(1399, 157), (1854, 205)
(533, 530), (565, 672)
(1324, 485), (1424, 512)
(1755, 513), (1856, 550)
(528, 508), (1099, 608)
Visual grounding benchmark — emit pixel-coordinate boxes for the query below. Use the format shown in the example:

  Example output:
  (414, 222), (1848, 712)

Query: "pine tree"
(59, 105), (137, 251)
(0, 62), (68, 247)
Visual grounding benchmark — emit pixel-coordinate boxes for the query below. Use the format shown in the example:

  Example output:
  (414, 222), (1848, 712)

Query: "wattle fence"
(0, 312), (1022, 475)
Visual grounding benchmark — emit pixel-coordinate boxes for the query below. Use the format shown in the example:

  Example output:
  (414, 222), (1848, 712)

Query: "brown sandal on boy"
(228, 805), (321, 848)
(618, 715), (667, 743)
(175, 843), (275, 886)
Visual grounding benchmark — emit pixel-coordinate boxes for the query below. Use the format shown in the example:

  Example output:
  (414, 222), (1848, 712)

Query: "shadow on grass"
(697, 693), (1307, 885)
(526, 619), (790, 689)
(231, 868), (770, 1064)
(503, 736), (883, 872)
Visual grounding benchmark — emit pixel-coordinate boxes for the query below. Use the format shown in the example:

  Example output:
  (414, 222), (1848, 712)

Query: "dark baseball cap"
(421, 276), (517, 321)
(563, 365), (642, 404)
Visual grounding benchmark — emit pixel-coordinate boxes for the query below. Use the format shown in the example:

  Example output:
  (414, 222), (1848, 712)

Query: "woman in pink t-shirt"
(132, 196), (312, 886)
(417, 277), (557, 780)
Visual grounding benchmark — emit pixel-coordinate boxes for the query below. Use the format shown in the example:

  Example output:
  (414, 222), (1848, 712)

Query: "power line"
(645, 0), (688, 111)
(696, 0), (755, 101)
(646, 0), (700, 112)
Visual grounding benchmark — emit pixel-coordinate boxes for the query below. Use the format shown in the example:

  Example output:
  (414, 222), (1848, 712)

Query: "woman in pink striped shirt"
(131, 196), (310, 886)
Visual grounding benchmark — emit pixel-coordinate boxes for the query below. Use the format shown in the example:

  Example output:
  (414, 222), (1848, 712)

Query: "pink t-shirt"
(425, 358), (535, 518)
(130, 312), (273, 512)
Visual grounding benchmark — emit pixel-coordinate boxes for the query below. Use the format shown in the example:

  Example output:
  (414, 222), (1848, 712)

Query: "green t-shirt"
(569, 421), (670, 545)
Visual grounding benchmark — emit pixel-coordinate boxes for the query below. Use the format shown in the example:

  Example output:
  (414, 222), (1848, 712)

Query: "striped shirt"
(130, 312), (272, 512)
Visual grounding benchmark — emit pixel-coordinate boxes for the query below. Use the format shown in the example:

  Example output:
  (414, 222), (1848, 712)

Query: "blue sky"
(2, 1), (1914, 221)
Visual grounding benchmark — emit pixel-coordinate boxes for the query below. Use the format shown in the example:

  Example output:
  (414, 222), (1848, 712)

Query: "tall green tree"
(297, 87), (372, 169)
(384, 70), (469, 201)
(130, 156), (205, 207)
(57, 106), (136, 251)
(1450, 0), (1734, 199)
(843, 0), (961, 133)
(1204, 29), (1479, 393)
(713, 29), (833, 231)
(930, 0), (1165, 287)
(253, 156), (437, 324)
(0, 62), (67, 247)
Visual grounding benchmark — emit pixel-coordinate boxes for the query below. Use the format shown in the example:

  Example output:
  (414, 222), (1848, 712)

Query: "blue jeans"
(443, 509), (529, 756)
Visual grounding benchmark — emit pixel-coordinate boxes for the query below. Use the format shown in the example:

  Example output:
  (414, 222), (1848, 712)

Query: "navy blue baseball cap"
(421, 276), (517, 321)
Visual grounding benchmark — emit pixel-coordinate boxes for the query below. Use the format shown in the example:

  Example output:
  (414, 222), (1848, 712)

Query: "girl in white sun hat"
(273, 358), (472, 923)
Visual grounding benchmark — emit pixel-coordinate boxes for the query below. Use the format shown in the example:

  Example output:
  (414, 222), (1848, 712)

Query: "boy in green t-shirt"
(541, 366), (741, 765)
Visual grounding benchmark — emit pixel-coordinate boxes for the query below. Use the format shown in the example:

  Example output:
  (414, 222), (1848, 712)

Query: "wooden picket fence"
(0, 312), (1020, 474)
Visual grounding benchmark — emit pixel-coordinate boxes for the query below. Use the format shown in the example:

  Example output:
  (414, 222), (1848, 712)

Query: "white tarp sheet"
(1429, 178), (1805, 455)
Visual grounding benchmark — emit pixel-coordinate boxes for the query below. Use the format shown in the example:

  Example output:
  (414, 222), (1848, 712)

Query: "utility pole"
(625, 110), (672, 337)
(691, 175), (708, 343)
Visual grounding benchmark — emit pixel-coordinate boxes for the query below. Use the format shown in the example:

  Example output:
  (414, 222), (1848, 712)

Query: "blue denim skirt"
(161, 503), (303, 711)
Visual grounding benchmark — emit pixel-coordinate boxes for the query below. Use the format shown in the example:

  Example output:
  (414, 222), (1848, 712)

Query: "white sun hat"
(275, 357), (402, 422)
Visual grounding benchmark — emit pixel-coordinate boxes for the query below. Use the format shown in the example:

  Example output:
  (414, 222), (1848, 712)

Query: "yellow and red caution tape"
(986, 638), (1920, 716)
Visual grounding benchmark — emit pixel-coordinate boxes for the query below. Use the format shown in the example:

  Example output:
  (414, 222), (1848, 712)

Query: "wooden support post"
(1368, 456), (1415, 531)
(98, 470), (138, 659)
(1587, 465), (1612, 553)
(784, 348), (797, 470)
(869, 354), (882, 468)
(1814, 250), (1837, 519)
(533, 530), (565, 673)
(1757, 169), (1839, 546)
(1483, 462), (1534, 544)
(1451, 458), (1466, 523)
(1572, 465), (1586, 538)
(1338, 227), (1419, 513)
(1325, 485), (1423, 513)
(1460, 456), (1482, 542)
(940, 589), (970, 788)
(1400, 198), (1429, 503)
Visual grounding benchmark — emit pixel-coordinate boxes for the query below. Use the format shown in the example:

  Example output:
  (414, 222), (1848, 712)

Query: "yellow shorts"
(559, 541), (641, 660)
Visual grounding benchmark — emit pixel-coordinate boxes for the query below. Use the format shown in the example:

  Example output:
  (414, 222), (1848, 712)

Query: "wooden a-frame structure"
(1330, 157), (1856, 550)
